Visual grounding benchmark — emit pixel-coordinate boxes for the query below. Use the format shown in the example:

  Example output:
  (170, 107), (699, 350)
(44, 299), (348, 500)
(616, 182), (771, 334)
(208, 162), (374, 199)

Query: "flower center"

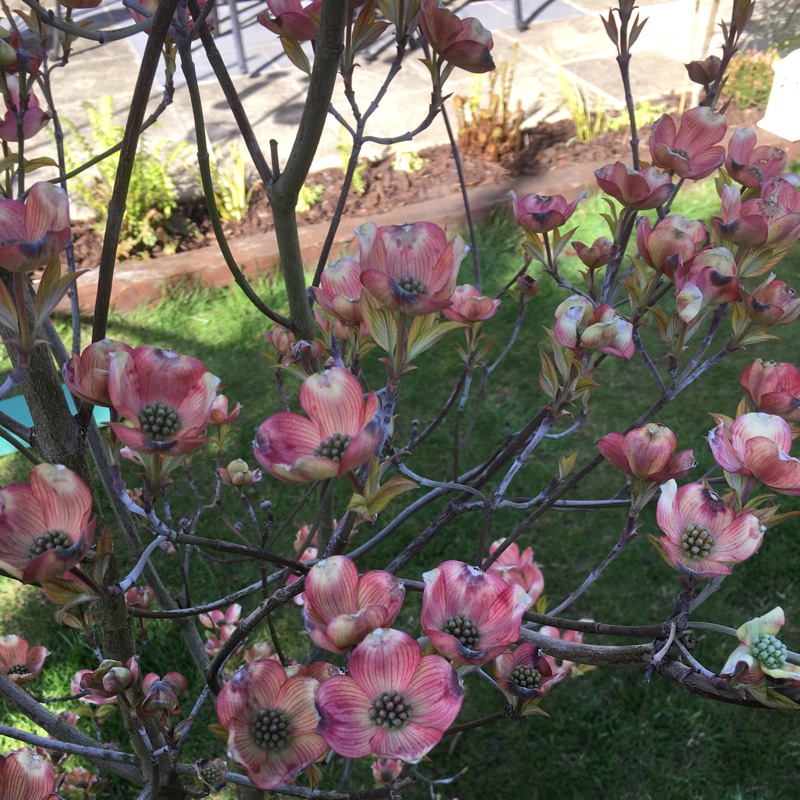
(671, 147), (690, 160)
(200, 765), (223, 785)
(395, 275), (427, 295)
(368, 691), (411, 728)
(250, 708), (290, 749)
(314, 432), (352, 461)
(28, 529), (73, 559)
(138, 402), (181, 441)
(6, 664), (29, 675)
(751, 633), (787, 670)
(681, 524), (715, 558)
(509, 665), (541, 690)
(444, 614), (480, 648)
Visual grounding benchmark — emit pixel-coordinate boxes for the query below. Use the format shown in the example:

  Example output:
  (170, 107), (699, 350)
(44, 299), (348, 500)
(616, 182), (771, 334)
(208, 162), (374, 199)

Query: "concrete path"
(41, 0), (728, 173)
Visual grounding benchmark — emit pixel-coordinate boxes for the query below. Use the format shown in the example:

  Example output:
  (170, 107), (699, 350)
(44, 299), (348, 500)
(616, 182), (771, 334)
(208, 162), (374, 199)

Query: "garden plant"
(0, 0), (798, 798)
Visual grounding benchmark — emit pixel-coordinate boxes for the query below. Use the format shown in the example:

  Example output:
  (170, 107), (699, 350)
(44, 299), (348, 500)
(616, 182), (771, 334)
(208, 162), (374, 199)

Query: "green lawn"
(2, 178), (800, 799)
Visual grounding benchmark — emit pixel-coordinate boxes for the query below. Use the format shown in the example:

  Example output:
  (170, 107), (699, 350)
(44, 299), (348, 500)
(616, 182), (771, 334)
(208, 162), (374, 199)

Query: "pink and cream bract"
(597, 424), (695, 483)
(649, 107), (727, 180)
(108, 346), (220, 456)
(257, 0), (321, 40)
(553, 296), (634, 359)
(0, 749), (56, 800)
(594, 162), (673, 210)
(0, 464), (94, 584)
(725, 128), (786, 190)
(0, 181), (70, 273)
(654, 480), (764, 578)
(64, 339), (133, 408)
(302, 556), (405, 652)
(708, 412), (800, 495)
(316, 628), (465, 761)
(0, 635), (49, 684)
(216, 659), (328, 790)
(356, 221), (466, 316)
(442, 284), (501, 324)
(419, 0), (494, 74)
(740, 360), (800, 422)
(421, 560), (531, 665)
(253, 366), (381, 483)
(720, 607), (800, 685)
(312, 256), (365, 324)
(509, 191), (586, 235)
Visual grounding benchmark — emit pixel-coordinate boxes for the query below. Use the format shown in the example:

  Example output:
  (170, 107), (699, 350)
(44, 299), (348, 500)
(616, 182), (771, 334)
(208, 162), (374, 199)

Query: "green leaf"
(361, 289), (398, 357)
(407, 316), (462, 361)
(280, 37), (311, 74)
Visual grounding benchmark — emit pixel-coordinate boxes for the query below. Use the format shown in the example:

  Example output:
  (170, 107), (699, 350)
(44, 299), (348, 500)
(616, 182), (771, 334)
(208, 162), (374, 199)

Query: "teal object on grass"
(0, 387), (110, 457)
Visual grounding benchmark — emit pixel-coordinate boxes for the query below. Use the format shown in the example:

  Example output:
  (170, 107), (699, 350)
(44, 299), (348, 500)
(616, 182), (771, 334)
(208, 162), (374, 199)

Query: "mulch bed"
(68, 101), (765, 273)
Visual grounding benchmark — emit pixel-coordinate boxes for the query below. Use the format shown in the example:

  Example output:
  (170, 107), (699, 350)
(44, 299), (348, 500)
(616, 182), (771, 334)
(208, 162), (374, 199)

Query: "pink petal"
(276, 674), (320, 734)
(0, 635), (28, 671)
(315, 675), (374, 757)
(304, 556), (359, 621)
(369, 721), (444, 762)
(402, 655), (464, 728)
(378, 222), (449, 284)
(674, 107), (727, 153)
(1, 750), (55, 800)
(597, 432), (632, 476)
(356, 570), (405, 625)
(30, 463), (91, 535)
(349, 628), (421, 697)
(744, 437), (800, 495)
(300, 367), (366, 438)
(674, 481), (733, 535)
(712, 512), (764, 562)
(732, 412), (792, 456)
(326, 606), (388, 650)
(248, 732), (328, 790)
(476, 582), (530, 645)
(253, 412), (323, 478)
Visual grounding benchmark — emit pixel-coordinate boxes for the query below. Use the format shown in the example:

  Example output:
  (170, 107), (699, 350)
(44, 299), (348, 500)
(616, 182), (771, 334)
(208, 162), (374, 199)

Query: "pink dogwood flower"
(0, 635), (49, 684)
(720, 607), (800, 685)
(708, 412), (800, 495)
(0, 464), (94, 584)
(108, 346), (220, 456)
(725, 128), (786, 190)
(597, 424), (695, 483)
(421, 560), (531, 665)
(649, 107), (727, 180)
(442, 284), (500, 324)
(312, 256), (364, 324)
(740, 360), (800, 423)
(357, 221), (466, 316)
(594, 162), (673, 210)
(257, 0), (322, 40)
(573, 237), (612, 269)
(487, 539), (544, 600)
(253, 366), (381, 483)
(0, 750), (55, 800)
(64, 339), (132, 408)
(494, 642), (557, 716)
(209, 395), (242, 426)
(419, 0), (494, 74)
(510, 191), (586, 234)
(654, 480), (764, 578)
(742, 274), (800, 327)
(316, 628), (465, 761)
(0, 181), (70, 272)
(216, 659), (328, 790)
(302, 556), (405, 652)
(711, 183), (800, 249)
(674, 246), (741, 323)
(194, 759), (229, 793)
(553, 296), (634, 359)
(79, 657), (139, 700)
(0, 78), (50, 142)
(635, 215), (707, 279)
(71, 670), (118, 705)
(140, 672), (187, 716)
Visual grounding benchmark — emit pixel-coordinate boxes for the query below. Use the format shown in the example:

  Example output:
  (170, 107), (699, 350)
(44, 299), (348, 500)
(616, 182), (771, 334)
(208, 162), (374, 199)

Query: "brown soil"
(67, 101), (765, 273)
